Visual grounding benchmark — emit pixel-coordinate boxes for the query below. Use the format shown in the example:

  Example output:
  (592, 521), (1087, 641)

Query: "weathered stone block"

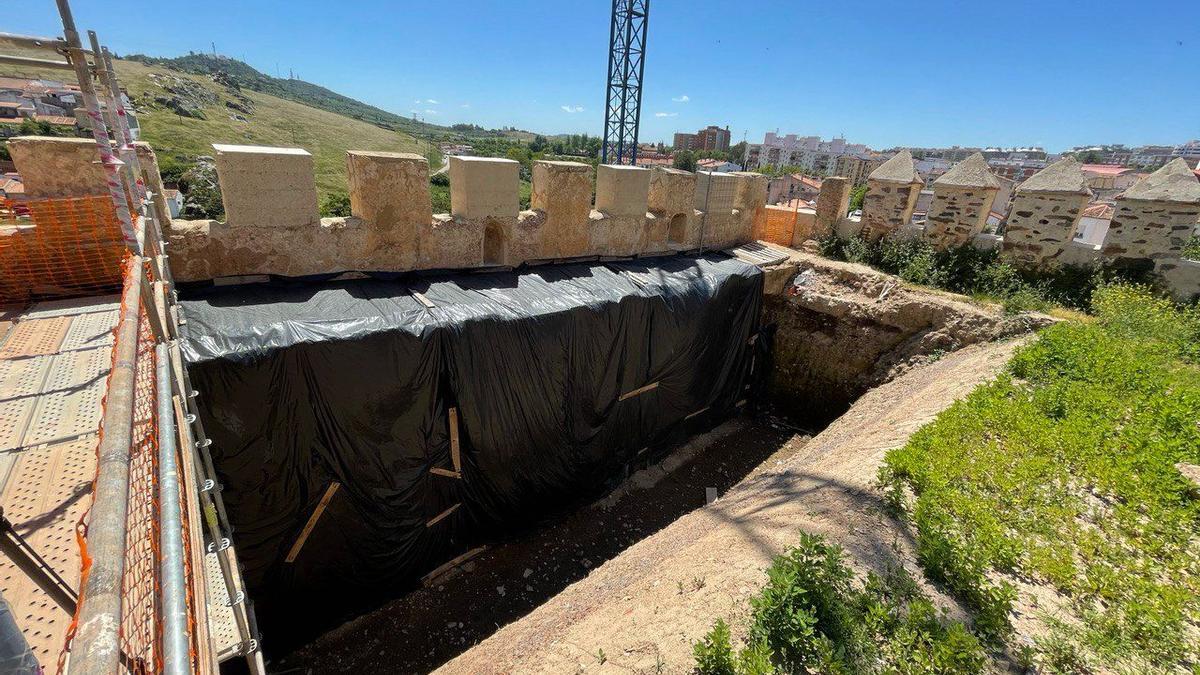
(925, 153), (1001, 250)
(694, 171), (740, 248)
(595, 164), (651, 217)
(420, 214), (486, 269)
(860, 150), (923, 241)
(1000, 192), (1092, 268)
(8, 136), (107, 198)
(1155, 257), (1200, 303)
(648, 167), (697, 250)
(449, 156), (520, 220)
(531, 160), (593, 258)
(346, 151), (430, 269)
(813, 177), (850, 238)
(213, 144), (319, 229)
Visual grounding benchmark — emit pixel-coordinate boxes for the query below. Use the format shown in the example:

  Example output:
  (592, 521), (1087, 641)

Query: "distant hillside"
(0, 48), (429, 199)
(124, 53), (538, 141)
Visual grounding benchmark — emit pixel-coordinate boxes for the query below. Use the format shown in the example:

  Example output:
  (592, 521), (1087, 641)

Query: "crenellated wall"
(11, 136), (1197, 300)
(159, 143), (775, 280)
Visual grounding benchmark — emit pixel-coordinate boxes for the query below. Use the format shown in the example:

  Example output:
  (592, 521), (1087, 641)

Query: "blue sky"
(9, 1), (1199, 150)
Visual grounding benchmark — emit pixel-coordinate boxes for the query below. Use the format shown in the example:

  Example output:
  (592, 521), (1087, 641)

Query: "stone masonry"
(647, 167), (699, 251)
(813, 176), (850, 239)
(1102, 158), (1200, 267)
(925, 152), (1001, 250)
(7, 136), (108, 198)
(1000, 157), (1093, 269)
(861, 150), (923, 241)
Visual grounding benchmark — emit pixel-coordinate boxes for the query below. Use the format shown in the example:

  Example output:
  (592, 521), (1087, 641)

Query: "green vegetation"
(848, 185), (867, 212)
(817, 234), (1152, 313)
(1183, 234), (1200, 261)
(319, 190), (351, 217)
(673, 150), (697, 171)
(694, 534), (985, 674)
(880, 284), (1200, 670)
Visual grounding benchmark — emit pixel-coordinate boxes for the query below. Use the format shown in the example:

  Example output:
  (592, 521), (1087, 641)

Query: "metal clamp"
(226, 590), (245, 607)
(201, 479), (216, 492)
(241, 639), (259, 655)
(196, 438), (212, 449)
(185, 413), (197, 424)
(207, 537), (231, 553)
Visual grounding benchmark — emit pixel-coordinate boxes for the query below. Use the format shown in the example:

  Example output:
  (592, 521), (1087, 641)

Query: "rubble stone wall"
(1102, 199), (1200, 266)
(999, 191), (1091, 269)
(861, 178), (920, 241)
(924, 185), (997, 250)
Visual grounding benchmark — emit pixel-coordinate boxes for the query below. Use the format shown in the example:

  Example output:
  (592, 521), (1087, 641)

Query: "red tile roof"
(1080, 164), (1132, 177)
(1080, 202), (1114, 219)
(33, 115), (78, 126)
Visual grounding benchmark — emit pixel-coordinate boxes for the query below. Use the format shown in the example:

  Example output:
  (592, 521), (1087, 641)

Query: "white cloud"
(460, 103), (471, 108)
(655, 112), (678, 118)
(424, 109), (438, 114)
(426, 99), (439, 104)
(561, 105), (584, 113)
(672, 95), (690, 103)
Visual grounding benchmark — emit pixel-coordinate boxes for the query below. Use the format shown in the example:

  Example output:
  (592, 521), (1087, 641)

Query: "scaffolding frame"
(0, 3), (264, 673)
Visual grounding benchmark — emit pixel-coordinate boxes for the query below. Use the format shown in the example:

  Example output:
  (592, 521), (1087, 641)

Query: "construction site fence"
(3, 193), (217, 674)
(0, 196), (126, 304)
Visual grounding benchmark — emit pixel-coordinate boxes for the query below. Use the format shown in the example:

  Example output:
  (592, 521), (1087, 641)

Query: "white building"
(745, 133), (868, 173)
(1171, 140), (1200, 163)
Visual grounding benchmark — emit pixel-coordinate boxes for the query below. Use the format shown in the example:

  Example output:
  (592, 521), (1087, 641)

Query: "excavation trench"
(179, 249), (1037, 672)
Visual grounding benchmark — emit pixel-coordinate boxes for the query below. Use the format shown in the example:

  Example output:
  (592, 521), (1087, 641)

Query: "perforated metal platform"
(0, 296), (117, 670)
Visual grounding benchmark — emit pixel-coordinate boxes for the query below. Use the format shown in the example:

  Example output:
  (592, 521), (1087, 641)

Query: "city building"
(833, 153), (882, 188)
(745, 133), (869, 173)
(1171, 140), (1200, 164)
(672, 125), (731, 153)
(767, 173), (822, 205)
(1080, 164), (1141, 197)
(696, 157), (739, 172)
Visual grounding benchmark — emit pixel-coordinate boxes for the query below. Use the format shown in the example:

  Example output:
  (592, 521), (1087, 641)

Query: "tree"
(529, 134), (548, 153)
(673, 150), (696, 172)
(848, 185), (868, 212)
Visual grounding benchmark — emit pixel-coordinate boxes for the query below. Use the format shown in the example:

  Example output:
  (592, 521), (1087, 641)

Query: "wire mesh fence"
(0, 197), (126, 304)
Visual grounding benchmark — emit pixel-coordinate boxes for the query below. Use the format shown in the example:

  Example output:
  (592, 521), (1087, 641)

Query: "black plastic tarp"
(180, 253), (762, 630)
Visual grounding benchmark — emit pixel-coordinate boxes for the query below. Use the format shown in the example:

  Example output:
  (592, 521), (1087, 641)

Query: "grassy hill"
(0, 50), (437, 198)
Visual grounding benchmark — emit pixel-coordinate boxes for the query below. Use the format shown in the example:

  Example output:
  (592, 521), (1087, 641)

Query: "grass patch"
(817, 234), (1153, 313)
(694, 533), (986, 674)
(880, 284), (1200, 669)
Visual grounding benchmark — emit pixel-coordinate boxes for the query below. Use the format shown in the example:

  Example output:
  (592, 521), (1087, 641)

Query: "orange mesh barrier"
(58, 256), (202, 673)
(0, 196), (127, 304)
(756, 205), (799, 246)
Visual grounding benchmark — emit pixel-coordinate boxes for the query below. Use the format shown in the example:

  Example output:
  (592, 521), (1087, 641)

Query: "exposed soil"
(426, 339), (1026, 674)
(277, 412), (814, 674)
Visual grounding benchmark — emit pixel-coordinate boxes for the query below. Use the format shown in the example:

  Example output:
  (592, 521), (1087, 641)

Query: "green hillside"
(0, 50), (429, 199)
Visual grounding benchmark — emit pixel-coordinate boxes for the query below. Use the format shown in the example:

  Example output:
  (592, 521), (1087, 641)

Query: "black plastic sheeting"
(179, 253), (763, 634)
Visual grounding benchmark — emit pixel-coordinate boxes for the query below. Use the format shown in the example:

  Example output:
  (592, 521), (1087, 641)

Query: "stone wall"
(5, 138), (766, 281)
(999, 190), (1092, 268)
(924, 187), (996, 249)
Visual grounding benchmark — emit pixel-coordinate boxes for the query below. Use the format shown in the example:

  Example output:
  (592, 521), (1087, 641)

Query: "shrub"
(319, 190), (351, 217)
(696, 534), (985, 674)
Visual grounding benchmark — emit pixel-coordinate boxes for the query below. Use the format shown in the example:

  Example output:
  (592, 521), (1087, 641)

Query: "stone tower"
(1102, 158), (1200, 268)
(1000, 157), (1092, 269)
(925, 153), (1001, 250)
(861, 149), (923, 241)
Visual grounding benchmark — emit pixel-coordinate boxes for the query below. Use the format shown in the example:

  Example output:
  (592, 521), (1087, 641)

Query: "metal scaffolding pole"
(67, 259), (143, 675)
(55, 0), (140, 251)
(158, 344), (191, 675)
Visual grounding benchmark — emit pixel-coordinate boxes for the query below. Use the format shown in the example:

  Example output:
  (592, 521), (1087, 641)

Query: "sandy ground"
(435, 338), (1026, 674)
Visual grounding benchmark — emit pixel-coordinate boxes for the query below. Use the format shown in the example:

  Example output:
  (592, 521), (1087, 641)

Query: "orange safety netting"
(57, 256), (201, 674)
(0, 196), (127, 304)
(754, 205), (799, 247)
